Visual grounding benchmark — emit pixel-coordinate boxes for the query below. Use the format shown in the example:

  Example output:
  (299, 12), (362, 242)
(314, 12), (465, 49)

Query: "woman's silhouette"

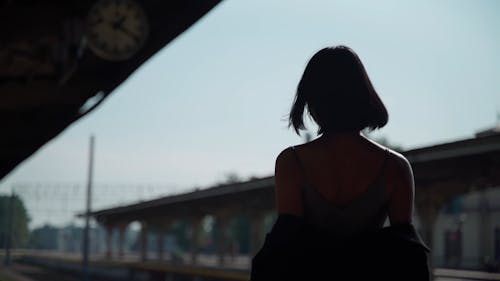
(251, 46), (430, 280)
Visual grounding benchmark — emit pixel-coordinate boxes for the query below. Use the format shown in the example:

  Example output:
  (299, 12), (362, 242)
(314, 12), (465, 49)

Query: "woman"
(251, 46), (430, 280)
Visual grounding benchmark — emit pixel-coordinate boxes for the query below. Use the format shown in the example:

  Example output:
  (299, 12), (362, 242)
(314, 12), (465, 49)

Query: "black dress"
(251, 147), (430, 280)
(251, 215), (430, 281)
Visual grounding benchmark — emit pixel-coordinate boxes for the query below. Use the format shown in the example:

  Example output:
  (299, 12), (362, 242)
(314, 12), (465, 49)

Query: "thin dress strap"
(290, 146), (389, 190)
(290, 146), (308, 189)
(373, 148), (389, 184)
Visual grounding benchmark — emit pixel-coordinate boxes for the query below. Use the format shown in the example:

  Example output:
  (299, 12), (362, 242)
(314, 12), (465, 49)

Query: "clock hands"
(89, 17), (104, 27)
(116, 25), (141, 43)
(112, 15), (127, 29)
(109, 15), (140, 43)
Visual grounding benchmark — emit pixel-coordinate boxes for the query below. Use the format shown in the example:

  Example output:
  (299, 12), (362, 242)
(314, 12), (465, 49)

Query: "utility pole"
(82, 135), (94, 281)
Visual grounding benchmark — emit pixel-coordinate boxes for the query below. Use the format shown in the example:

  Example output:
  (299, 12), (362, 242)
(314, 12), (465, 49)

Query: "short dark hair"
(289, 46), (388, 135)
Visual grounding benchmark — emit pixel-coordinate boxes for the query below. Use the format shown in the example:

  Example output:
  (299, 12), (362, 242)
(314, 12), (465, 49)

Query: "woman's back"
(291, 134), (390, 239)
(292, 133), (388, 207)
(275, 132), (415, 235)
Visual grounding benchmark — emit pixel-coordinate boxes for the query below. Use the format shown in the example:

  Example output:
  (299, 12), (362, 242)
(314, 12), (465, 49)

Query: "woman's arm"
(387, 152), (415, 225)
(274, 147), (304, 217)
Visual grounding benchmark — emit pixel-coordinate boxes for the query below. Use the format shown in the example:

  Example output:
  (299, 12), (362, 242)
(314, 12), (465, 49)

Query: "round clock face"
(86, 0), (149, 61)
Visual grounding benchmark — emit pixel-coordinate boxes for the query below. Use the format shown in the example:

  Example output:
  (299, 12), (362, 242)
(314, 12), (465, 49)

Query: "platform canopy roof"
(84, 132), (500, 225)
(1, 0), (223, 180)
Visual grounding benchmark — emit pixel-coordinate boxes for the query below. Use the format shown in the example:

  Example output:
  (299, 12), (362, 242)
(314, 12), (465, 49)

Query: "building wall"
(432, 186), (500, 270)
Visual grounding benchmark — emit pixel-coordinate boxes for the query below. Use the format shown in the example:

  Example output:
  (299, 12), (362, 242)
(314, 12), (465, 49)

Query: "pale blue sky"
(1, 0), (500, 226)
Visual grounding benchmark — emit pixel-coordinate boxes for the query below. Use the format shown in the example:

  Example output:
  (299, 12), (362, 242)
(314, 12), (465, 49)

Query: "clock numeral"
(101, 0), (110, 8)
(98, 41), (108, 50)
(89, 17), (103, 26)
(89, 31), (99, 39)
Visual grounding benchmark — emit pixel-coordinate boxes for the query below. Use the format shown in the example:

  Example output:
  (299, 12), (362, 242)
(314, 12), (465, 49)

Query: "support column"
(105, 225), (114, 260)
(190, 217), (203, 265)
(417, 191), (441, 253)
(250, 212), (266, 257)
(215, 214), (231, 266)
(479, 191), (492, 266)
(157, 225), (165, 261)
(140, 221), (148, 262)
(118, 223), (127, 260)
(419, 205), (438, 251)
(417, 191), (441, 279)
(160, 220), (174, 261)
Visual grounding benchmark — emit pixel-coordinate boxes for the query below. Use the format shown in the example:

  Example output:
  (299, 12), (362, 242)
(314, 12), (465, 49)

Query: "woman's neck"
(316, 131), (363, 146)
(321, 131), (361, 139)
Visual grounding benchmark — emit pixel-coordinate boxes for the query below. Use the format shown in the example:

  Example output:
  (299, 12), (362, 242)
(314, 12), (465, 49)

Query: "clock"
(86, 0), (149, 61)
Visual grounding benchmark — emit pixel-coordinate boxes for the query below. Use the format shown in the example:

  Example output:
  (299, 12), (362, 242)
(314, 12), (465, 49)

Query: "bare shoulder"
(385, 148), (413, 176)
(274, 146), (304, 216)
(384, 149), (415, 223)
(276, 144), (306, 172)
(384, 148), (415, 205)
(275, 146), (295, 166)
(275, 146), (300, 175)
(363, 137), (411, 170)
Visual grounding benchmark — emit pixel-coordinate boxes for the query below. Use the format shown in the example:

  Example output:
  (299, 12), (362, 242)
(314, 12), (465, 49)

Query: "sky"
(1, 0), (500, 227)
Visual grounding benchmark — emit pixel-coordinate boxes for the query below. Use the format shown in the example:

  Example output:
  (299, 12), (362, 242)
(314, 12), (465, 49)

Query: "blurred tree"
(0, 194), (30, 248)
(223, 172), (241, 184)
(215, 172), (241, 186)
(29, 224), (58, 250)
